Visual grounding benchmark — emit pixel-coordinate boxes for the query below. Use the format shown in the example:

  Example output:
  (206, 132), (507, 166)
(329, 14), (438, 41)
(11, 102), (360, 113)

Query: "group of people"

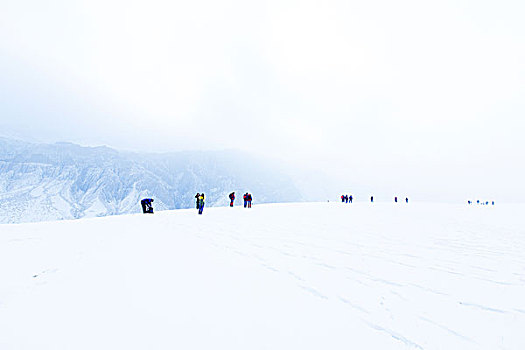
(140, 192), (255, 216)
(194, 191), (254, 214)
(468, 200), (495, 205)
(243, 193), (253, 208)
(195, 193), (205, 215)
(394, 197), (409, 203)
(226, 192), (254, 208)
(339, 195), (409, 203)
(340, 194), (353, 203)
(141, 191), (417, 216)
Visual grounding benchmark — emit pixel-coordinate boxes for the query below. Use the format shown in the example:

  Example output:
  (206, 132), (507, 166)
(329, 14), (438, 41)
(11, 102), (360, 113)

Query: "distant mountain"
(0, 138), (305, 223)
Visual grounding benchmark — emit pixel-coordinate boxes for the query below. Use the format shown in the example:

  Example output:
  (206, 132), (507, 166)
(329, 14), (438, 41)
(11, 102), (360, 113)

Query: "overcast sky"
(1, 0), (524, 201)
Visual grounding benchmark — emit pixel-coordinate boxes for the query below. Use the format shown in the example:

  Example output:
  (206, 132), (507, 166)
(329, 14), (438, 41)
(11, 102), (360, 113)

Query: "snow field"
(1, 202), (524, 349)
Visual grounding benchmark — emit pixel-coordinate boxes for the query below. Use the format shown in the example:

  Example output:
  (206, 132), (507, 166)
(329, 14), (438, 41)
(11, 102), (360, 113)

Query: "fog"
(1, 0), (524, 201)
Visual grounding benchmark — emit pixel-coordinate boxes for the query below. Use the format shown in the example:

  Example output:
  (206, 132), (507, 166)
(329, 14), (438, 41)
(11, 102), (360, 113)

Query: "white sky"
(1, 0), (524, 201)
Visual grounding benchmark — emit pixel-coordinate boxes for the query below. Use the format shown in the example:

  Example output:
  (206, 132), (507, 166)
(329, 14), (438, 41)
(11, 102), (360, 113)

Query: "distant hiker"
(371, 196), (374, 203)
(195, 193), (201, 209)
(197, 193), (205, 215)
(243, 193), (248, 208)
(395, 196), (398, 203)
(477, 200), (480, 204)
(492, 201), (495, 205)
(247, 193), (253, 208)
(345, 195), (348, 203)
(229, 192), (235, 207)
(341, 195), (345, 203)
(141, 198), (154, 214)
(468, 200), (471, 204)
(349, 195), (353, 203)
(405, 197), (408, 203)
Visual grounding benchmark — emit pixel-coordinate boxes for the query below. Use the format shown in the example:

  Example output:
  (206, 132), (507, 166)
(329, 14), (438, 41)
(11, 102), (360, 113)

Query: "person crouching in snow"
(140, 198), (154, 213)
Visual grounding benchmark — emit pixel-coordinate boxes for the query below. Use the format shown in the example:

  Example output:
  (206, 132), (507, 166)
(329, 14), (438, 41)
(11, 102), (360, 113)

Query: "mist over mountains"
(0, 137), (316, 223)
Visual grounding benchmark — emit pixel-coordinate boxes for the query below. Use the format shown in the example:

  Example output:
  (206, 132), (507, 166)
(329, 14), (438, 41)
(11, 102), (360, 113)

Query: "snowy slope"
(0, 137), (303, 223)
(1, 202), (524, 349)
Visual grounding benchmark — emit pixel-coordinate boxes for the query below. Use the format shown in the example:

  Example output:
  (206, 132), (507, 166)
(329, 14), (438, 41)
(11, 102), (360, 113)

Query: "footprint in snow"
(32, 268), (58, 279)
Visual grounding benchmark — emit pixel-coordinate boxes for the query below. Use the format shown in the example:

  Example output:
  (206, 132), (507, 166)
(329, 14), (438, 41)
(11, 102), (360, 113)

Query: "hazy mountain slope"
(0, 138), (303, 223)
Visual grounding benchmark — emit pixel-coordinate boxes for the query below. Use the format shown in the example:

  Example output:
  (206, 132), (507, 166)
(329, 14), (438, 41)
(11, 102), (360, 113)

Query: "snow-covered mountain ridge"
(0, 137), (303, 223)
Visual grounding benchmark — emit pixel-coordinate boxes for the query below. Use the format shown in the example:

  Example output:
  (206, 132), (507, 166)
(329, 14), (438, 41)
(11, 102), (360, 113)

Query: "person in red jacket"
(243, 193), (248, 208)
(247, 193), (253, 208)
(229, 192), (235, 207)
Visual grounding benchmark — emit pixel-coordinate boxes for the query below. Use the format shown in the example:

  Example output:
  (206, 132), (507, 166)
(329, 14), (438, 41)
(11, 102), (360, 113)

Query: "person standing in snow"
(349, 195), (353, 203)
(195, 193), (200, 209)
(405, 197), (409, 203)
(229, 192), (235, 207)
(371, 196), (374, 203)
(395, 196), (398, 203)
(341, 194), (345, 203)
(243, 193), (248, 208)
(344, 195), (348, 203)
(247, 193), (253, 208)
(197, 193), (205, 215)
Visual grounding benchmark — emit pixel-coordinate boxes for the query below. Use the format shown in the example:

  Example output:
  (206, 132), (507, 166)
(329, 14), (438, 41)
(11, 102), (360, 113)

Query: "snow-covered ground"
(1, 202), (524, 349)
